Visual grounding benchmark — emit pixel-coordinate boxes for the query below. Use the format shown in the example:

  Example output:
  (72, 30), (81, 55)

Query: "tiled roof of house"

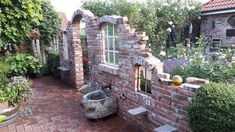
(202, 0), (235, 12)
(59, 12), (68, 30)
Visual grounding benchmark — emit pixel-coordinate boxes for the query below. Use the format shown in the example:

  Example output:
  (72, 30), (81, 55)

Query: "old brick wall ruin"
(59, 9), (208, 132)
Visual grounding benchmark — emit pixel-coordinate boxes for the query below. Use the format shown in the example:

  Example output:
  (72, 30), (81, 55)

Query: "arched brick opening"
(67, 9), (94, 88)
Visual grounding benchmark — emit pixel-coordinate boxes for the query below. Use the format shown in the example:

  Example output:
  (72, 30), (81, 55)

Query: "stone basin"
(82, 90), (117, 119)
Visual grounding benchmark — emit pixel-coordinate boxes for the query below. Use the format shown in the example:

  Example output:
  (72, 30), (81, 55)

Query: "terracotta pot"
(0, 101), (9, 110)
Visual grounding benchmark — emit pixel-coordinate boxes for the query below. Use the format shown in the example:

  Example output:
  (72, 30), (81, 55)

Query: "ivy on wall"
(0, 0), (43, 49)
(34, 0), (61, 45)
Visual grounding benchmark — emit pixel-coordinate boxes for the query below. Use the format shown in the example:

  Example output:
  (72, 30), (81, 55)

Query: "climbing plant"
(0, 0), (42, 50)
(33, 0), (61, 45)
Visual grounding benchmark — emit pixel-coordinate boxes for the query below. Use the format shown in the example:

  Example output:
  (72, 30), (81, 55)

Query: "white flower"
(163, 3), (169, 6)
(160, 51), (166, 56)
(187, 6), (195, 10)
(168, 21), (173, 25)
(166, 28), (172, 32)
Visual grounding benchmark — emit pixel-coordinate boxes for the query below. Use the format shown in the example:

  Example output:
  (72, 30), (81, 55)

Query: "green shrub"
(46, 52), (60, 77)
(188, 83), (235, 132)
(170, 61), (235, 83)
(0, 63), (16, 103)
(4, 53), (43, 77)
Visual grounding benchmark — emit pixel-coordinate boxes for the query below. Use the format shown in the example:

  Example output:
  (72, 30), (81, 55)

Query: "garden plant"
(188, 83), (235, 132)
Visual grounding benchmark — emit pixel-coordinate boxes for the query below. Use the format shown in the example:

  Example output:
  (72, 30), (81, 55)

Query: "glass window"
(137, 66), (152, 94)
(103, 23), (119, 66)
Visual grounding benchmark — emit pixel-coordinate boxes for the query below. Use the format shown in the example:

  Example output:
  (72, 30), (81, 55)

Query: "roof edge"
(202, 8), (235, 16)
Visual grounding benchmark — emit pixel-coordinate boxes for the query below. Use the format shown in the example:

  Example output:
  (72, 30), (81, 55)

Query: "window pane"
(140, 79), (145, 91)
(105, 51), (109, 63)
(108, 24), (113, 36)
(146, 80), (152, 94)
(114, 25), (118, 36)
(109, 53), (114, 64)
(104, 25), (108, 36)
(138, 67), (152, 94)
(109, 38), (113, 50)
(115, 53), (118, 64)
(114, 38), (119, 50)
(105, 38), (108, 50)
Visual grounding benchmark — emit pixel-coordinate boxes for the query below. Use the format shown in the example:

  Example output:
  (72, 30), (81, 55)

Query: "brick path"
(0, 76), (137, 132)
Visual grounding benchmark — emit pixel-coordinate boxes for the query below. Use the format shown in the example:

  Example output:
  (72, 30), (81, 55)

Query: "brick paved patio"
(0, 76), (138, 132)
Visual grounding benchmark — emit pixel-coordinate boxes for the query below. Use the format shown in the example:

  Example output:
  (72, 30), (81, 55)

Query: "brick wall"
(201, 13), (235, 46)
(60, 9), (209, 131)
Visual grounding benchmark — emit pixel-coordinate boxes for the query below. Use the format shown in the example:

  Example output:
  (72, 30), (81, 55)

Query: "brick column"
(71, 26), (84, 88)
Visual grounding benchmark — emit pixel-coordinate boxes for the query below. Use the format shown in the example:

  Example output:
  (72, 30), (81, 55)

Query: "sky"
(50, 0), (210, 20)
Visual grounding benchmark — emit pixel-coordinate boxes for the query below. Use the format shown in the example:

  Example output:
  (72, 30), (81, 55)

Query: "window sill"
(98, 64), (119, 75)
(137, 90), (152, 97)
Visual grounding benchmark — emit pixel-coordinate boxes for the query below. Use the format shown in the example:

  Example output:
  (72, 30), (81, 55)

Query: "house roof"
(202, 0), (235, 12)
(59, 12), (68, 30)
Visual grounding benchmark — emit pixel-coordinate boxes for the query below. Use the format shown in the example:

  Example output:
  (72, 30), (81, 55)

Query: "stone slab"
(128, 106), (147, 117)
(153, 124), (177, 132)
(57, 67), (70, 72)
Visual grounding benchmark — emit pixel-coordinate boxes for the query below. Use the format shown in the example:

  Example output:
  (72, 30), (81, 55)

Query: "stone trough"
(82, 90), (117, 119)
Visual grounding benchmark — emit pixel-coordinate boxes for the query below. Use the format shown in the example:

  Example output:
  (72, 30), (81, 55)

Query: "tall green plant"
(34, 0), (61, 45)
(46, 52), (60, 77)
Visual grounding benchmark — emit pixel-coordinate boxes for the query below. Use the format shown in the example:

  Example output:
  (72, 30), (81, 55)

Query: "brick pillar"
(71, 26), (84, 88)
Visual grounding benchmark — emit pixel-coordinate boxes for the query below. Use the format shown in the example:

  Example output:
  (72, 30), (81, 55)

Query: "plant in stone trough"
(188, 83), (235, 132)
(10, 76), (32, 108)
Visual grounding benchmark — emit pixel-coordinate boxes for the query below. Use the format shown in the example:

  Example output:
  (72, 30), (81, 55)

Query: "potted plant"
(0, 63), (32, 126)
(0, 63), (14, 109)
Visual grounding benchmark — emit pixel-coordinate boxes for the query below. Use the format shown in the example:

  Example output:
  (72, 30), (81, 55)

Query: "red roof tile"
(59, 12), (68, 30)
(202, 0), (235, 12)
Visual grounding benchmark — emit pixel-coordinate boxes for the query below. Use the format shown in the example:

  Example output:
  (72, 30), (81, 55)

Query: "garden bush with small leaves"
(188, 83), (235, 132)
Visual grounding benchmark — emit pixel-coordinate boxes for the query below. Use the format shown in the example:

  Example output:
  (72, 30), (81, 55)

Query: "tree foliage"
(0, 0), (42, 48)
(82, 0), (201, 56)
(34, 0), (61, 45)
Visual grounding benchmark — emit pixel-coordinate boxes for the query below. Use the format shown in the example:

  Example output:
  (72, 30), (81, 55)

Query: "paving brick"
(3, 76), (134, 132)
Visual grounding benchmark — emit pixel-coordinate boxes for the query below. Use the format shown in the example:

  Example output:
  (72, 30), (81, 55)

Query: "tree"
(34, 0), (61, 45)
(0, 0), (42, 49)
(82, 0), (201, 57)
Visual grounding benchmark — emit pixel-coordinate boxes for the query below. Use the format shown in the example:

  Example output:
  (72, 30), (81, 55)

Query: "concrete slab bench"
(153, 124), (177, 132)
(128, 106), (147, 117)
(57, 67), (70, 73)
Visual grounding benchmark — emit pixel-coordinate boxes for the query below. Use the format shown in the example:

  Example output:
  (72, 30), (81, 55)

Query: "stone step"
(153, 124), (177, 132)
(57, 67), (70, 72)
(127, 106), (147, 117)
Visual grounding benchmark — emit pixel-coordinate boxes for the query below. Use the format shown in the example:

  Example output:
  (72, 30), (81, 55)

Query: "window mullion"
(145, 66), (147, 93)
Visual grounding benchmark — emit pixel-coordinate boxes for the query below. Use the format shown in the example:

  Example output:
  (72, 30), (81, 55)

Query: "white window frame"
(136, 65), (152, 95)
(102, 23), (119, 67)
